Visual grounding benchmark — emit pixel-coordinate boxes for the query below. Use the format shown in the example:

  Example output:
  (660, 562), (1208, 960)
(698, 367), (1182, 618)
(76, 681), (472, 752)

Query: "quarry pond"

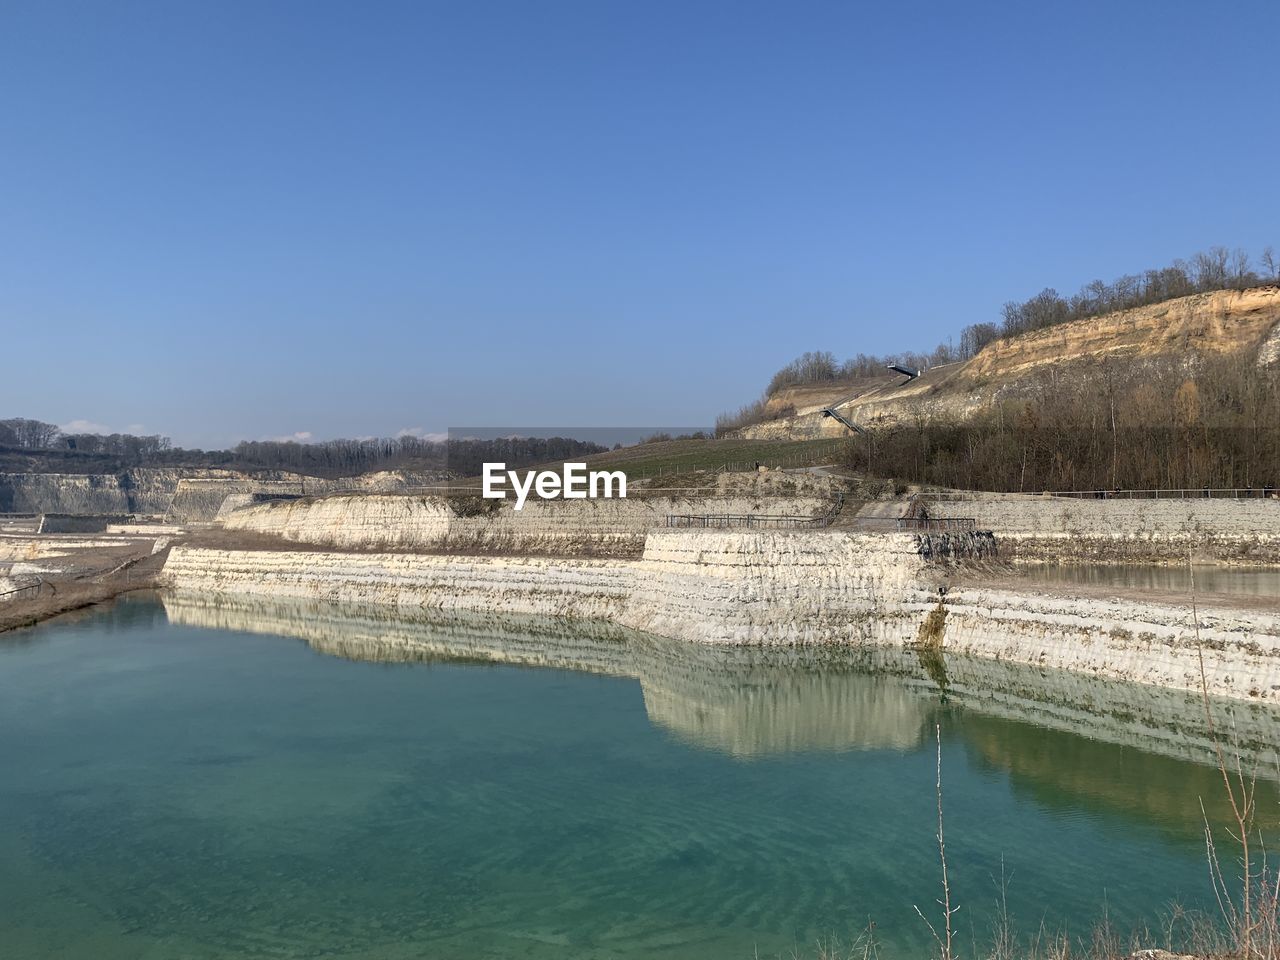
(3, 595), (1279, 960)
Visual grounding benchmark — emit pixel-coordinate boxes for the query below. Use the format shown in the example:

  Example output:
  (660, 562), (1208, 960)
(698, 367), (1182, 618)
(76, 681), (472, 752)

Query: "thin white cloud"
(396, 427), (448, 442)
(61, 419), (117, 435)
(262, 431), (314, 443)
(59, 419), (156, 436)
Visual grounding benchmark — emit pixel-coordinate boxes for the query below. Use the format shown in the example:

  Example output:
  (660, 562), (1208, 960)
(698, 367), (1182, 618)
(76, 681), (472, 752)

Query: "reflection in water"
(960, 711), (1278, 837)
(162, 592), (929, 755)
(163, 590), (1280, 777)
(1, 587), (170, 650)
(641, 655), (928, 755)
(5, 592), (1280, 960)
(1020, 562), (1280, 599)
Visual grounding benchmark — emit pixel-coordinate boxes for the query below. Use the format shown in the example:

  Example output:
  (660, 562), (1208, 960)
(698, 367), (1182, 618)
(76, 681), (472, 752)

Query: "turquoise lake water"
(1, 593), (1276, 959)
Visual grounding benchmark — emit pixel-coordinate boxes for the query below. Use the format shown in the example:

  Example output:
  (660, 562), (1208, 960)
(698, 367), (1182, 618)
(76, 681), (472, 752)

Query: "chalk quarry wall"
(929, 492), (1280, 563)
(0, 474), (134, 514)
(219, 493), (833, 556)
(168, 470), (444, 522)
(161, 528), (1280, 703)
(0, 469), (269, 515)
(0, 468), (445, 520)
(36, 513), (135, 534)
(162, 530), (923, 639)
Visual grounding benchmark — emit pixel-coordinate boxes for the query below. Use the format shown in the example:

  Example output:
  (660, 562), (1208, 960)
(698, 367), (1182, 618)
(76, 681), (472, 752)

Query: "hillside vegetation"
(719, 245), (1280, 438)
(718, 250), (1280, 491)
(846, 349), (1280, 491)
(787, 286), (1280, 490)
(578, 437), (843, 478)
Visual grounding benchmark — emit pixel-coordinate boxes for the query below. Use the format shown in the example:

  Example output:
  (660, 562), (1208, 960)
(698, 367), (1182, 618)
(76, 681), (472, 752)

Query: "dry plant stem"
(990, 857), (1014, 960)
(1191, 552), (1262, 958)
(915, 723), (957, 960)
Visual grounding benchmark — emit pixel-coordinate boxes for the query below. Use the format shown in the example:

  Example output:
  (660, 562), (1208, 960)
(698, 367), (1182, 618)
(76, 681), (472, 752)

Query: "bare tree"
(1262, 246), (1279, 281)
(0, 418), (61, 449)
(959, 322), (999, 359)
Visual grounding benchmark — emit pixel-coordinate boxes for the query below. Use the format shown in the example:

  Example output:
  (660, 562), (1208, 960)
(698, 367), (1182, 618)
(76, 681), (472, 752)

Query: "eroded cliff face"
(168, 470), (445, 522)
(620, 529), (928, 644)
(0, 473), (133, 514)
(941, 585), (1280, 701)
(162, 547), (633, 619)
(160, 530), (932, 644)
(0, 468), (446, 520)
(220, 493), (835, 556)
(0, 469), (287, 517)
(965, 286), (1280, 380)
(740, 285), (1280, 439)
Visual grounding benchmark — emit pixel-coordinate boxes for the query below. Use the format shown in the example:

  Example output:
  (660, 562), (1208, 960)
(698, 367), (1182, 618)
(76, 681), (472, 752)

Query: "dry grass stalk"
(916, 722), (958, 960)
(1190, 552), (1280, 959)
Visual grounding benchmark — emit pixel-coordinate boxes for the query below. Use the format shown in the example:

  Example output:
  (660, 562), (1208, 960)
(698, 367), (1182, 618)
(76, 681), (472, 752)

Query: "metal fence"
(666, 493), (846, 530)
(895, 517), (977, 532)
(1048, 488), (1280, 500)
(0, 579), (45, 601)
(666, 513), (833, 529)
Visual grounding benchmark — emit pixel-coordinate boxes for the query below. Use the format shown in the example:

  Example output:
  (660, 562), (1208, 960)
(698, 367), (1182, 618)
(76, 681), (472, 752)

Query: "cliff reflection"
(160, 591), (1280, 785)
(956, 710), (1280, 838)
(161, 591), (929, 756)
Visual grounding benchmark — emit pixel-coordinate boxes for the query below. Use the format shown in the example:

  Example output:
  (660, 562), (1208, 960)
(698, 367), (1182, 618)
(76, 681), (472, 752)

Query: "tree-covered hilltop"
(718, 245), (1280, 436)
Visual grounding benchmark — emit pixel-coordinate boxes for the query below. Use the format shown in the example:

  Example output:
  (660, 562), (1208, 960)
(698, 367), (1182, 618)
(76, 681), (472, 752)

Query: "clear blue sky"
(2, 0), (1277, 449)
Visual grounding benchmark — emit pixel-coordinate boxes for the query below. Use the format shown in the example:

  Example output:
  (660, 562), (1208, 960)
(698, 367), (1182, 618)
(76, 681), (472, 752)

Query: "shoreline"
(0, 552), (167, 634)
(158, 529), (1280, 704)
(0, 582), (128, 633)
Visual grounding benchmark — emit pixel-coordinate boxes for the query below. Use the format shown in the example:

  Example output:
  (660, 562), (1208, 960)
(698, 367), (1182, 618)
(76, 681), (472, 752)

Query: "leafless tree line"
(229, 437), (444, 475)
(714, 333), (998, 435)
(0, 418), (66, 450)
(1, 418), (172, 463)
(845, 357), (1280, 491)
(1, 419), (605, 478)
(1000, 246), (1279, 338)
